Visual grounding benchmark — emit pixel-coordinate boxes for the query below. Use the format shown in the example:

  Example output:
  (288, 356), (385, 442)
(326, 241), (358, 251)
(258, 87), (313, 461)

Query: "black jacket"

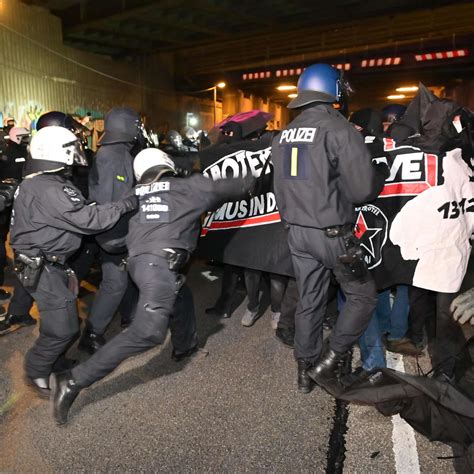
(0, 141), (27, 180)
(10, 174), (130, 263)
(88, 143), (135, 252)
(271, 104), (386, 228)
(127, 174), (249, 257)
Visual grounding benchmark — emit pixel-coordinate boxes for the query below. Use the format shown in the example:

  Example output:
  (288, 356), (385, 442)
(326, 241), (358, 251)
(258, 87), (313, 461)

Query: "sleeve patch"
(116, 175), (127, 182)
(63, 185), (81, 203)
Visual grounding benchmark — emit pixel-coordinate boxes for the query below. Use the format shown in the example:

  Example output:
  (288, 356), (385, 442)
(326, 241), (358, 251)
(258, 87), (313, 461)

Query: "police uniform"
(271, 102), (386, 389)
(10, 173), (135, 383)
(67, 173), (249, 392)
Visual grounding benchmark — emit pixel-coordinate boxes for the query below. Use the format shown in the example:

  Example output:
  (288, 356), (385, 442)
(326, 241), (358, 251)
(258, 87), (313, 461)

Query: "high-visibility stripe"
(291, 147), (298, 176)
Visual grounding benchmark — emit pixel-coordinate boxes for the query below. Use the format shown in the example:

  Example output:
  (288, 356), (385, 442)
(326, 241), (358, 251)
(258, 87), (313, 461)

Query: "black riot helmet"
(166, 130), (183, 151)
(36, 111), (89, 147)
(99, 107), (142, 146)
(36, 111), (77, 132)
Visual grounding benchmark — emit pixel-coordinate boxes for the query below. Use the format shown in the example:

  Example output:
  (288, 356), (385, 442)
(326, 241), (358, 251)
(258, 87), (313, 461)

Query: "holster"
(13, 253), (44, 291)
(65, 267), (79, 297)
(162, 248), (190, 272)
(338, 233), (370, 282)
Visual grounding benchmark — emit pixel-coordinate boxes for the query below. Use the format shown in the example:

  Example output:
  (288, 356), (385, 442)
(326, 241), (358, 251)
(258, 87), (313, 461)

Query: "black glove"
(243, 173), (257, 198)
(119, 192), (138, 213)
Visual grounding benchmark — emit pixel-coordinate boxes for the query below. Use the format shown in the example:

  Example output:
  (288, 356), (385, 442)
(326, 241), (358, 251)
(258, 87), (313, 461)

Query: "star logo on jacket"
(354, 204), (388, 269)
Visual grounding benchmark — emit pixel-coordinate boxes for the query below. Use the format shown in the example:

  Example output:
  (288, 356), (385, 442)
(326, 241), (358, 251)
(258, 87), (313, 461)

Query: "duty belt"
(324, 224), (354, 238)
(156, 248), (190, 272)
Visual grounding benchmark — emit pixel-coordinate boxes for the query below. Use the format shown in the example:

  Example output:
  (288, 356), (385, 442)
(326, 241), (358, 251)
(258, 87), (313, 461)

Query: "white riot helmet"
(29, 126), (87, 174)
(133, 147), (177, 183)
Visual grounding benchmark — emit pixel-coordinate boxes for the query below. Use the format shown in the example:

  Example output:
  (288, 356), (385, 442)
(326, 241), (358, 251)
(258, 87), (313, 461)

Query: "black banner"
(198, 135), (293, 276)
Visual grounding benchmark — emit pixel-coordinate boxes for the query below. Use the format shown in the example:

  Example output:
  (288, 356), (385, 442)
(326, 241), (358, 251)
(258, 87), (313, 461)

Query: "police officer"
(0, 127), (30, 306)
(79, 107), (143, 352)
(9, 126), (137, 397)
(51, 147), (253, 424)
(271, 64), (388, 395)
(2, 112), (96, 335)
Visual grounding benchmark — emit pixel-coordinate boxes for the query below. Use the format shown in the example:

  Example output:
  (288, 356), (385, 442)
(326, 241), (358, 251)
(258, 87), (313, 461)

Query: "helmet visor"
(63, 139), (88, 166)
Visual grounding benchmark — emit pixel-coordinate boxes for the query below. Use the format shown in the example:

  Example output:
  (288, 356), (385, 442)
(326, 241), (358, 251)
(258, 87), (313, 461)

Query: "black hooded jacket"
(88, 142), (135, 252)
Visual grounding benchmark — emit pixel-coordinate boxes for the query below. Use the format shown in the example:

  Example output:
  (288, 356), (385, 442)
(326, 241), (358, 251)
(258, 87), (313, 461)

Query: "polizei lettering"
(279, 127), (317, 144)
(135, 181), (170, 196)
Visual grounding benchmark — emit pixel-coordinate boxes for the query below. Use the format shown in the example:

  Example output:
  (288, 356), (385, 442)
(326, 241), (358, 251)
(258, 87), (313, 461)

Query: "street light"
(396, 86), (418, 92)
(212, 82), (226, 124)
(187, 82), (226, 125)
(278, 85), (297, 91)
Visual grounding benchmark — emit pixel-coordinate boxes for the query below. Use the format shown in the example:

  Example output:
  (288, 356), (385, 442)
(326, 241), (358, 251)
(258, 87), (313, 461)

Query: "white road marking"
(201, 271), (218, 282)
(386, 352), (421, 474)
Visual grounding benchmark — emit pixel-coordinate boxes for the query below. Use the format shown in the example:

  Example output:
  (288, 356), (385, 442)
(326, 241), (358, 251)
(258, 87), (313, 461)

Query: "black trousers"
(278, 277), (298, 330)
(288, 225), (377, 363)
(87, 250), (130, 335)
(8, 275), (34, 316)
(72, 254), (198, 388)
(244, 269), (288, 313)
(25, 265), (80, 378)
(0, 209), (11, 286)
(212, 264), (241, 314)
(408, 287), (467, 377)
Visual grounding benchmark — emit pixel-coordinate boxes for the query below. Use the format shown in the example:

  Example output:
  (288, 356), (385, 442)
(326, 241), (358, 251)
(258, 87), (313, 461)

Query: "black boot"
(297, 359), (315, 394)
(51, 371), (81, 425)
(275, 327), (294, 348)
(25, 375), (50, 399)
(78, 327), (105, 355)
(307, 348), (345, 397)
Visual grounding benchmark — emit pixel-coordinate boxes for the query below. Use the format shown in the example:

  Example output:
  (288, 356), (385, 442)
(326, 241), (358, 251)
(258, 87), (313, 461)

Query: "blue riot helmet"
(287, 63), (352, 109)
(381, 104), (407, 124)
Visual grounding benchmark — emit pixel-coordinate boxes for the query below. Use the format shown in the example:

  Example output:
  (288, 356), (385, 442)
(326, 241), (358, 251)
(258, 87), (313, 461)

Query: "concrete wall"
(176, 87), (289, 134)
(0, 0), (176, 130)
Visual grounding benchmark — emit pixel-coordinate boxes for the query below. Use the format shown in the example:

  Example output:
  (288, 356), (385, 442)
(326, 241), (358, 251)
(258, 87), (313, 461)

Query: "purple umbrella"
(217, 110), (273, 138)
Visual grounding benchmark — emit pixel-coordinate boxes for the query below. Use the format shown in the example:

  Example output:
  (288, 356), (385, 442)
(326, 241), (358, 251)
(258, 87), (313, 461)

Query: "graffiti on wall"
(1, 103), (107, 150)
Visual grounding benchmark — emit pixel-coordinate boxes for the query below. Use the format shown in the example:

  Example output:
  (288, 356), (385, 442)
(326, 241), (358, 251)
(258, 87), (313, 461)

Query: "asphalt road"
(0, 261), (472, 472)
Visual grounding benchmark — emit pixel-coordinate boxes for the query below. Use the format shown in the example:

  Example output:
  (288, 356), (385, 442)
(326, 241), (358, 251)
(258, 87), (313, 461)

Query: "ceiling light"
(396, 86), (418, 92)
(278, 85), (297, 91)
(387, 94), (405, 100)
(216, 82), (226, 88)
(288, 93), (298, 98)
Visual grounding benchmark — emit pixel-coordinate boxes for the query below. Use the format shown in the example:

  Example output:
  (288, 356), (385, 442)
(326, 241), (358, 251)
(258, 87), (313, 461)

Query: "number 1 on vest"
(291, 147), (298, 177)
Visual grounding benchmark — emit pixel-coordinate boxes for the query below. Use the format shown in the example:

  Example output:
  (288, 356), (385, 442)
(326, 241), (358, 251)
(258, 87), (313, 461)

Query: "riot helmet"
(381, 104), (406, 124)
(288, 64), (352, 109)
(166, 130), (183, 151)
(99, 107), (142, 146)
(36, 111), (77, 132)
(181, 126), (198, 142)
(133, 148), (177, 183)
(27, 126), (87, 176)
(8, 127), (30, 145)
(37, 111), (89, 146)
